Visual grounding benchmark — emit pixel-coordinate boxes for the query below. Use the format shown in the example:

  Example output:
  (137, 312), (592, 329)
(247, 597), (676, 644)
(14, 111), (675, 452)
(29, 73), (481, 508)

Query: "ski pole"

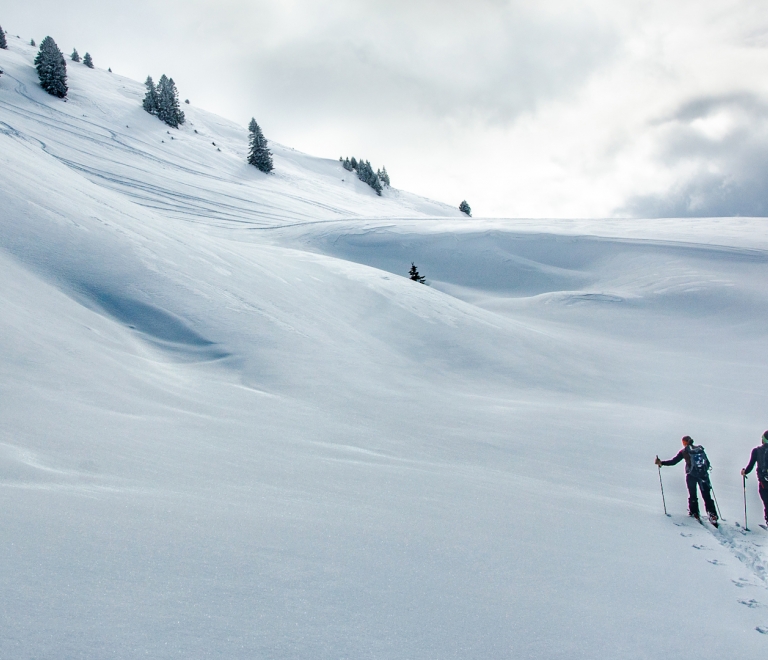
(657, 461), (669, 516)
(710, 481), (725, 521)
(743, 474), (750, 531)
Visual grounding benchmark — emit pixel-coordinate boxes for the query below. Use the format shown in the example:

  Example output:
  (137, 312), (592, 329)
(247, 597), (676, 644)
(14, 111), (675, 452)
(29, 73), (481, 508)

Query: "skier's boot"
(708, 512), (719, 527)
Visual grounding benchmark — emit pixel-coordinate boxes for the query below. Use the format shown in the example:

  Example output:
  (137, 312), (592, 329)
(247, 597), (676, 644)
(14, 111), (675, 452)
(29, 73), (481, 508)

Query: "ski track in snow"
(676, 512), (768, 630)
(713, 524), (768, 585)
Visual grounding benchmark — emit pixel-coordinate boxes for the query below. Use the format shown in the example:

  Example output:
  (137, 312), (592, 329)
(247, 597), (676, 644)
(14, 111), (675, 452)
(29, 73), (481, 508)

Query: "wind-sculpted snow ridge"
(2, 38), (768, 660)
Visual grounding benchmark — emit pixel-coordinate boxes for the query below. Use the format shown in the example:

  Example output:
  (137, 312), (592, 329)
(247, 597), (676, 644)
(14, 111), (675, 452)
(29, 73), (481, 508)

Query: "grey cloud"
(620, 94), (768, 217)
(240, 2), (618, 127)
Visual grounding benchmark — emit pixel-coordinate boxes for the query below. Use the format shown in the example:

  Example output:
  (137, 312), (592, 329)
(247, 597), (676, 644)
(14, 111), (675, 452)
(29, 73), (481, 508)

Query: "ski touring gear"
(686, 473), (717, 520)
(688, 445), (710, 478)
(742, 443), (768, 524)
(659, 441), (716, 519)
(659, 443), (709, 476)
(743, 474), (750, 532)
(744, 444), (768, 484)
(710, 482), (725, 521)
(758, 481), (768, 524)
(657, 463), (669, 516)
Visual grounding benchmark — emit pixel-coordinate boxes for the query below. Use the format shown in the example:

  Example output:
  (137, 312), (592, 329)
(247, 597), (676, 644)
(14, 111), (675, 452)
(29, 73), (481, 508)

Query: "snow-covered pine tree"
(142, 76), (159, 115)
(357, 160), (382, 195)
(30, 38), (35, 47)
(350, 156), (358, 170)
(34, 36), (67, 98)
(247, 118), (274, 173)
(459, 200), (472, 217)
(83, 52), (93, 69)
(343, 157), (353, 172)
(156, 75), (185, 127)
(379, 166), (390, 186)
(357, 161), (367, 183)
(71, 48), (80, 62)
(409, 263), (426, 283)
(0, 26), (8, 50)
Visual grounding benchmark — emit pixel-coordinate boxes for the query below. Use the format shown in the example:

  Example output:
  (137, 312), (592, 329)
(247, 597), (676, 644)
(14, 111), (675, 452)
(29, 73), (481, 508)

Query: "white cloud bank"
(5, 0), (768, 217)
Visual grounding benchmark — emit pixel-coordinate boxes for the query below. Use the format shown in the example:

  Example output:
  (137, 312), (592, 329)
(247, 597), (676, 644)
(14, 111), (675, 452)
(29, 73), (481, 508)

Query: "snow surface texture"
(2, 38), (768, 659)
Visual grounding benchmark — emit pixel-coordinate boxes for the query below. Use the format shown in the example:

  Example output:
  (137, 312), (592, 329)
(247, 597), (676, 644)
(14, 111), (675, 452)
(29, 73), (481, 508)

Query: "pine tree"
(247, 118), (274, 173)
(409, 263), (426, 283)
(357, 160), (382, 195)
(142, 76), (159, 115)
(459, 200), (472, 217)
(156, 75), (185, 127)
(0, 26), (8, 50)
(83, 52), (93, 69)
(379, 166), (390, 186)
(30, 38), (35, 47)
(343, 157), (353, 171)
(34, 36), (67, 98)
(350, 156), (358, 170)
(71, 48), (80, 62)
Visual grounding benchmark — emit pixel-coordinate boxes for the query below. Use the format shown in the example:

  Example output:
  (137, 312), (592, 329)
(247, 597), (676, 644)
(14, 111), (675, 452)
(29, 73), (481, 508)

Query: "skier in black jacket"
(741, 430), (768, 525)
(655, 435), (718, 524)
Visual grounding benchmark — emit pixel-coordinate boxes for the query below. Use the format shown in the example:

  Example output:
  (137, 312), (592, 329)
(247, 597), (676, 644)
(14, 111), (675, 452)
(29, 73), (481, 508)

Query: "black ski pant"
(686, 473), (716, 518)
(759, 481), (768, 523)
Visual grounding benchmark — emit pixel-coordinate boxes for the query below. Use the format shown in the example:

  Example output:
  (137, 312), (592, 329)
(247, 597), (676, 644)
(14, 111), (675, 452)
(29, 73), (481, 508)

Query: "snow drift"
(1, 37), (768, 659)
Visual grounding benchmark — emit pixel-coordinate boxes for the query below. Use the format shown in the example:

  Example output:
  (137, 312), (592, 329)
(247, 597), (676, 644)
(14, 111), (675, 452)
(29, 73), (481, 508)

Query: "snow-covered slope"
(2, 38), (768, 659)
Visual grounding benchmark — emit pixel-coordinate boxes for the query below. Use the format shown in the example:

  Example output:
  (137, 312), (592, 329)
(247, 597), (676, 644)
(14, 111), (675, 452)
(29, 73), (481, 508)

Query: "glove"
(655, 456), (662, 466)
(741, 468), (747, 477)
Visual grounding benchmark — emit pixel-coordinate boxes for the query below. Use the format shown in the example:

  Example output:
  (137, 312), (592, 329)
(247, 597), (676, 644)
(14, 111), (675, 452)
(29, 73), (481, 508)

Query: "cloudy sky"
(5, 0), (768, 217)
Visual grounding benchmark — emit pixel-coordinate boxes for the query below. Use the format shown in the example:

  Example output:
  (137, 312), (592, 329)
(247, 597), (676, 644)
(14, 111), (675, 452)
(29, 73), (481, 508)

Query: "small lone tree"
(409, 262), (426, 283)
(459, 200), (472, 217)
(70, 48), (80, 62)
(30, 38), (35, 47)
(83, 52), (93, 69)
(0, 25), (8, 50)
(142, 76), (159, 115)
(34, 36), (67, 98)
(247, 118), (274, 173)
(156, 74), (185, 127)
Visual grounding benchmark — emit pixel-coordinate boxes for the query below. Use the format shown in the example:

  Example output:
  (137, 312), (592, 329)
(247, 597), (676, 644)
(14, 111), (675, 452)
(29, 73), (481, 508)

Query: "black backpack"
(757, 445), (768, 483)
(689, 445), (710, 477)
